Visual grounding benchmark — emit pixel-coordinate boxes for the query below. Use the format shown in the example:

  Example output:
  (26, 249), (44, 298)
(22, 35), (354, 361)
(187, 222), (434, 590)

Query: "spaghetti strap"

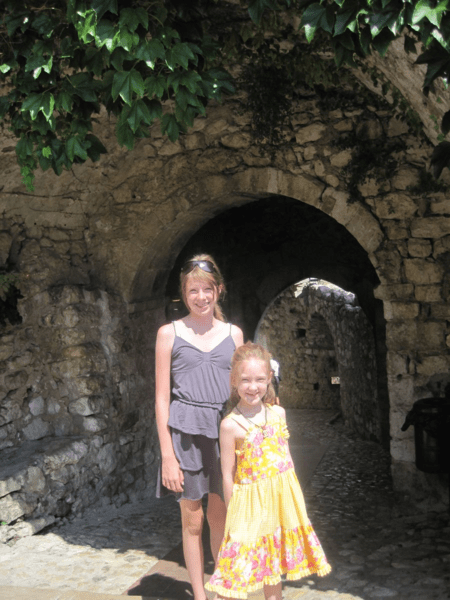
(228, 415), (250, 433)
(229, 322), (232, 335)
(172, 321), (177, 336)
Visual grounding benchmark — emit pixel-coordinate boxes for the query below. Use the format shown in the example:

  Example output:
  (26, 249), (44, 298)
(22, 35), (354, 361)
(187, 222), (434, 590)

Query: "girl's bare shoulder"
(156, 323), (175, 347)
(268, 403), (286, 422)
(230, 324), (244, 347)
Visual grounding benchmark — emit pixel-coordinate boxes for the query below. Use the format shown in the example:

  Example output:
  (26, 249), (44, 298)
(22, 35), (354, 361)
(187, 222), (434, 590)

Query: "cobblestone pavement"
(0, 409), (449, 600)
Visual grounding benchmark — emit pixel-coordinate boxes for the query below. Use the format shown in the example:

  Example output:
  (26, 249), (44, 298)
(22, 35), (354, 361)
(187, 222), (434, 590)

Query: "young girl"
(155, 254), (244, 600)
(206, 342), (331, 600)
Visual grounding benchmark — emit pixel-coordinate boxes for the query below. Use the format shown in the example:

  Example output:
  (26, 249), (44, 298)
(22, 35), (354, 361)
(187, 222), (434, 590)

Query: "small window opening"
(295, 328), (306, 339)
(313, 382), (319, 391)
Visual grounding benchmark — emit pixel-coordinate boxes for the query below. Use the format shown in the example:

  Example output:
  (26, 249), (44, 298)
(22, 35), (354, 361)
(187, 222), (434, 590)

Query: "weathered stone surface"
(384, 302), (420, 321)
(374, 194), (418, 220)
(414, 285), (442, 302)
(29, 396), (45, 416)
(416, 355), (450, 376)
(23, 418), (51, 441)
(295, 123), (326, 144)
(404, 259), (443, 284)
(330, 149), (352, 167)
(411, 217), (450, 238)
(374, 283), (414, 301)
(0, 232), (13, 265)
(408, 239), (432, 257)
(0, 494), (32, 524)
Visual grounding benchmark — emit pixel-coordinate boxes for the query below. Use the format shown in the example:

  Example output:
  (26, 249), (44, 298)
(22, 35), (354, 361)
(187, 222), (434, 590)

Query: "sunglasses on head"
(181, 259), (217, 274)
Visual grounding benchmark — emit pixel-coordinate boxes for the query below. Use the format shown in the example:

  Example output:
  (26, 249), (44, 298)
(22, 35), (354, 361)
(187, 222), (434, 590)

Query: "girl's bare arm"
(220, 418), (238, 508)
(155, 324), (184, 492)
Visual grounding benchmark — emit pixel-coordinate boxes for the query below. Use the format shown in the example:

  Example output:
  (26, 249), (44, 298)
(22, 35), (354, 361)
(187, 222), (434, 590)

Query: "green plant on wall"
(3, 0), (450, 189)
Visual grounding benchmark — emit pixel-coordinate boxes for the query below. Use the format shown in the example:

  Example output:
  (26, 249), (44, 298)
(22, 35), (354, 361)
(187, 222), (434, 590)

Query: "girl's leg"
(206, 492), (227, 563)
(264, 582), (282, 600)
(180, 498), (207, 600)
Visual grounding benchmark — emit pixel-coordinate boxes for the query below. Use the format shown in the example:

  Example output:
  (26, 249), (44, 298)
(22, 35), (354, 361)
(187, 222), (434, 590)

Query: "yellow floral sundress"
(205, 406), (331, 599)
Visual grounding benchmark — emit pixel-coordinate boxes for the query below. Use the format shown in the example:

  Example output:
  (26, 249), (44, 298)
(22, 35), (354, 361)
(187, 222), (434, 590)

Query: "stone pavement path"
(0, 409), (449, 600)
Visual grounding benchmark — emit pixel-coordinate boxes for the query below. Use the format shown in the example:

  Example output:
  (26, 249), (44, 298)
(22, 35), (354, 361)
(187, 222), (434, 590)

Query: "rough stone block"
(295, 123), (326, 144)
(25, 466), (46, 493)
(390, 439), (415, 463)
(417, 322), (446, 351)
(404, 259), (443, 284)
(384, 222), (409, 239)
(430, 304), (450, 319)
(416, 355), (450, 375)
(374, 194), (418, 219)
(384, 302), (419, 321)
(220, 132), (251, 149)
(386, 322), (417, 351)
(0, 494), (33, 524)
(29, 396), (45, 416)
(0, 232), (13, 265)
(98, 443), (118, 475)
(4, 370), (28, 390)
(23, 418), (51, 441)
(82, 416), (107, 433)
(414, 285), (442, 302)
(329, 149), (352, 167)
(374, 283), (414, 301)
(408, 239), (432, 258)
(0, 476), (22, 499)
(411, 217), (450, 238)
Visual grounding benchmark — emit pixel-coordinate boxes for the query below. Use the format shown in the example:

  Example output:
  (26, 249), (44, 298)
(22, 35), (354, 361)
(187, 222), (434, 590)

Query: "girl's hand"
(162, 455), (184, 492)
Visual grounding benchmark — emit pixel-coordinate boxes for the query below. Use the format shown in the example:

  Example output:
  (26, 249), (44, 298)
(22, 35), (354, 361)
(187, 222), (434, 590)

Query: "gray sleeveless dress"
(156, 322), (235, 501)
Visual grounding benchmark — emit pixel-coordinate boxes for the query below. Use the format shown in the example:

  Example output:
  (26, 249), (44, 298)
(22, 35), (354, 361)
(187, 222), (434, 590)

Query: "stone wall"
(0, 282), (158, 540)
(1, 80), (450, 523)
(256, 280), (380, 443)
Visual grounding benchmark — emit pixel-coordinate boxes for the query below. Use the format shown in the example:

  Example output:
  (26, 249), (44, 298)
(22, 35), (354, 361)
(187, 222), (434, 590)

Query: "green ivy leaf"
(76, 9), (97, 44)
(95, 20), (118, 51)
(145, 74), (166, 98)
(16, 136), (34, 160)
(116, 108), (135, 149)
(301, 4), (329, 43)
(92, 0), (118, 19)
(112, 69), (145, 104)
(32, 13), (56, 37)
(56, 91), (73, 113)
(69, 73), (99, 103)
(135, 39), (166, 69)
(119, 8), (141, 32)
(85, 134), (107, 161)
(127, 98), (153, 132)
(161, 113), (180, 142)
(22, 92), (54, 121)
(66, 136), (89, 161)
(165, 42), (196, 71)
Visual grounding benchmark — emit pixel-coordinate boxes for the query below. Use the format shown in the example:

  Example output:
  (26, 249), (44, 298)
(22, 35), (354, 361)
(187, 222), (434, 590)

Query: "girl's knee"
(181, 502), (204, 537)
(206, 495), (226, 528)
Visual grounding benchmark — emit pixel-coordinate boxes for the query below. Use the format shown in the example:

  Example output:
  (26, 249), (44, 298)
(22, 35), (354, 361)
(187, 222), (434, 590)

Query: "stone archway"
(255, 279), (381, 443)
(157, 196), (388, 446)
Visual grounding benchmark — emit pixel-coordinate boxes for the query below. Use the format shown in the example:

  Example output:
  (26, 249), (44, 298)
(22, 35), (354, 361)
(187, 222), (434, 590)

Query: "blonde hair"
(229, 342), (276, 408)
(180, 253), (226, 322)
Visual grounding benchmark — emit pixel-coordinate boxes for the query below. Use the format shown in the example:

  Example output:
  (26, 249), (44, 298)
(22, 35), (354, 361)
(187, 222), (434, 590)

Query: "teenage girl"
(155, 254), (244, 600)
(206, 342), (331, 600)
